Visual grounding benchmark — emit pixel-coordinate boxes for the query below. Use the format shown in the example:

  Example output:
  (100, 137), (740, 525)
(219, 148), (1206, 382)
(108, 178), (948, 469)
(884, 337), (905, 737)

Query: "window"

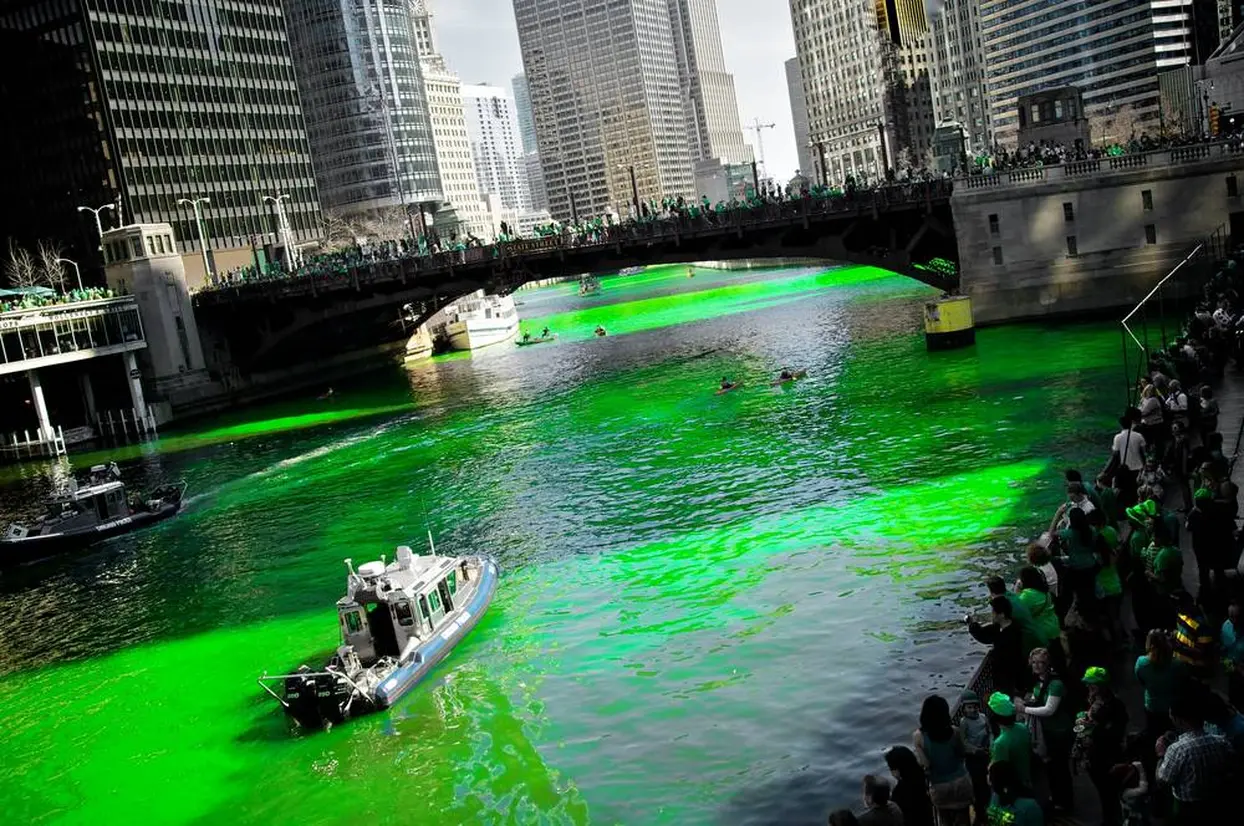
(428, 589), (442, 614)
(447, 570), (457, 595)
(1141, 190), (1153, 211)
(394, 601), (415, 627)
(992, 246), (1003, 265)
(1145, 224), (1157, 245)
(1063, 202), (1074, 222)
(988, 213), (999, 236)
(344, 611), (362, 634)
(1066, 236), (1078, 257)
(1229, 175), (1239, 197)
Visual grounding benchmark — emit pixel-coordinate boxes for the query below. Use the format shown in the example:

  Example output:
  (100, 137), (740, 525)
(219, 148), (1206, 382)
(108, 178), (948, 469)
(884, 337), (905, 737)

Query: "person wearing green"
(1016, 567), (1060, 647)
(1018, 648), (1074, 810)
(986, 760), (1043, 826)
(987, 692), (1032, 788)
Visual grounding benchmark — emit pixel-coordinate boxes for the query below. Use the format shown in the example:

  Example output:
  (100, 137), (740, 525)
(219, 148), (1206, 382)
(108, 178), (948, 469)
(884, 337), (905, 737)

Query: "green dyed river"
(0, 264), (1123, 825)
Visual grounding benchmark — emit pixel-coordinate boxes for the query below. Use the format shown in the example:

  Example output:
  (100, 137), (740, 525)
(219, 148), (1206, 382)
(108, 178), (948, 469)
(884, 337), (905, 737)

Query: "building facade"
(0, 0), (322, 273)
(978, 0), (1214, 146)
(462, 84), (531, 213)
(789, 0), (934, 182)
(284, 0), (442, 223)
(785, 57), (815, 180)
(409, 1), (492, 239)
(513, 0), (694, 221)
(927, 0), (993, 154)
(512, 73), (549, 213)
(667, 0), (750, 165)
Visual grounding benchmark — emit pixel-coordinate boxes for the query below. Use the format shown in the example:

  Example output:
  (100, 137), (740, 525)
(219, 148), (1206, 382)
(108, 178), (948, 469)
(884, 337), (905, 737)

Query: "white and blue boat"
(259, 542), (498, 728)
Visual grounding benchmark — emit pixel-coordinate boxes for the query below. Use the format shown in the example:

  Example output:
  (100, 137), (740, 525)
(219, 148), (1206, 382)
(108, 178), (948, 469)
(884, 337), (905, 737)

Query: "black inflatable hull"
(0, 503), (182, 568)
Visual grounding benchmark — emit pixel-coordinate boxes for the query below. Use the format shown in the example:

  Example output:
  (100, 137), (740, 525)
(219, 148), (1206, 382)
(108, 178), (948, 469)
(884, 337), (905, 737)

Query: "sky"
(434, 0), (802, 182)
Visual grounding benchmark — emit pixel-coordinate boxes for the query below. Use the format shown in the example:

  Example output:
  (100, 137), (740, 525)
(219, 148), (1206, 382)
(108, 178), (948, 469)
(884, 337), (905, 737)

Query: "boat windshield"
(344, 611), (362, 634)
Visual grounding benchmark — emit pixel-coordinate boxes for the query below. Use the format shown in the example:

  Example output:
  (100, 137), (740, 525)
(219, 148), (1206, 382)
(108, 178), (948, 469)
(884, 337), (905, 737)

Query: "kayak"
(516, 334), (557, 346)
(770, 370), (807, 386)
(716, 382), (742, 395)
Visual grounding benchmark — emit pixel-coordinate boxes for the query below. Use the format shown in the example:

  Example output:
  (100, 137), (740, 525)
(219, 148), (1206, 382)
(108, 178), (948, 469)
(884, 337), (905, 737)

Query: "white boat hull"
(446, 320), (518, 351)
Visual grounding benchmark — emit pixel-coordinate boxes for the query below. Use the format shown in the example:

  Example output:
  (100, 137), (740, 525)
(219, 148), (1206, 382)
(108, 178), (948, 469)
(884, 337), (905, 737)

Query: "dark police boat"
(258, 541), (498, 728)
(1, 462), (185, 567)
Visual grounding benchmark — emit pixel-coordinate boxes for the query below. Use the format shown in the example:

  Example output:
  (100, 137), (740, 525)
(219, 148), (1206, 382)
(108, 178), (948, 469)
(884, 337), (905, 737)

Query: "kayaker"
(779, 369), (793, 381)
(522, 331), (532, 342)
(595, 325), (607, 337)
(541, 326), (550, 338)
(720, 377), (735, 391)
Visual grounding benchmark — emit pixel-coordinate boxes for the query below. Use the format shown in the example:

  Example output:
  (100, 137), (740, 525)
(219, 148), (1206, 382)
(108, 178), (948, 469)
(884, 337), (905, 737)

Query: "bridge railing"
(195, 179), (955, 302)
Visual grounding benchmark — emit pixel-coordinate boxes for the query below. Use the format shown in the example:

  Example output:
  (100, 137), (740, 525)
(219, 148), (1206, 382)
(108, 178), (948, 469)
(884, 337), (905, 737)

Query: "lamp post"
(177, 197), (214, 282)
(77, 203), (115, 252)
(55, 257), (82, 292)
(263, 194), (300, 269)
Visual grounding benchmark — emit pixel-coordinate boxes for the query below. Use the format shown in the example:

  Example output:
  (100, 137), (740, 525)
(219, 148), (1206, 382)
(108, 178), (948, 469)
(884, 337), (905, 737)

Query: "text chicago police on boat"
(258, 541), (498, 727)
(2, 462), (185, 566)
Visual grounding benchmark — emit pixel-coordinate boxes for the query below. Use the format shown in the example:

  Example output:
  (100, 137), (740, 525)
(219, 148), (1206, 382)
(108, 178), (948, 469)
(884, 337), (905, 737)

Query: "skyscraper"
(0, 0), (322, 271)
(785, 57), (815, 179)
(284, 0), (442, 225)
(667, 0), (750, 165)
(513, 0), (694, 221)
(927, 0), (993, 154)
(512, 73), (549, 212)
(462, 84), (531, 213)
(409, 0), (492, 239)
(789, 0), (934, 181)
(979, 0), (1210, 145)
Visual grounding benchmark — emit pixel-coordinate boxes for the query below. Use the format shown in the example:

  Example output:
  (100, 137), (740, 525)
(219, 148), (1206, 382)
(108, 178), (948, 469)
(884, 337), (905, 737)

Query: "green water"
(0, 264), (1124, 825)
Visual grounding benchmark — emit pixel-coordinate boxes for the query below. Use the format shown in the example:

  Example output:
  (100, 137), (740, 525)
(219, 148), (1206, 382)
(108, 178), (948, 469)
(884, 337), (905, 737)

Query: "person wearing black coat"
(967, 596), (1027, 695)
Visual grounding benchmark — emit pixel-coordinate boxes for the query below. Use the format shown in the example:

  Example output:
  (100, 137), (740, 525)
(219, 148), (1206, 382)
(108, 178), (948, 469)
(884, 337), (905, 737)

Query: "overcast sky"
(435, 0), (801, 182)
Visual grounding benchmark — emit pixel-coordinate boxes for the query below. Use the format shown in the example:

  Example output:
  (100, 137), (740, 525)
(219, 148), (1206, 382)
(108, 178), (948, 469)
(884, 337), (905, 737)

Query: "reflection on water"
(0, 264), (1121, 825)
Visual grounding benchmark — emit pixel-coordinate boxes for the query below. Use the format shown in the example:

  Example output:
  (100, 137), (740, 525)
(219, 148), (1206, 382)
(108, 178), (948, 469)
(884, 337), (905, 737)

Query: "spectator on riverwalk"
(1026, 543), (1062, 620)
(987, 575), (1040, 655)
(912, 695), (973, 824)
(1138, 385), (1166, 455)
(1198, 385), (1219, 444)
(1164, 422), (1193, 509)
(1016, 648), (1076, 812)
(828, 810), (859, 826)
(1171, 592), (1216, 681)
(968, 597), (1026, 694)
(1135, 631), (1187, 775)
(1106, 415), (1147, 508)
(984, 760), (1043, 826)
(1155, 693), (1237, 824)
(988, 692), (1033, 789)
(883, 746), (934, 826)
(1075, 667), (1129, 826)
(1202, 689), (1244, 755)
(1048, 481), (1097, 534)
(1224, 601), (1244, 710)
(1016, 567), (1061, 655)
(957, 690), (992, 823)
(1092, 473), (1119, 524)
(855, 775), (904, 826)
(1053, 508), (1101, 618)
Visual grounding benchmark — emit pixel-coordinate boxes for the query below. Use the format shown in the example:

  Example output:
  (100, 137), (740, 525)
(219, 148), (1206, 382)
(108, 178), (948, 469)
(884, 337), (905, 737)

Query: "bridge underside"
(195, 200), (958, 373)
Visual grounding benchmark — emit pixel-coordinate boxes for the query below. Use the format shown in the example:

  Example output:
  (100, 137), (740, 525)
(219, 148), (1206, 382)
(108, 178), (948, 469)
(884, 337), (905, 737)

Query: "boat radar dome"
(395, 545), (416, 569)
(358, 561), (386, 578)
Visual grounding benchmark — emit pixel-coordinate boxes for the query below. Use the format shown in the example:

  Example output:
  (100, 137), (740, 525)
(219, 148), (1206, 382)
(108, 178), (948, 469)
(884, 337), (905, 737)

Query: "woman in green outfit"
(1017, 648), (1075, 811)
(985, 760), (1044, 826)
(1134, 630), (1186, 778)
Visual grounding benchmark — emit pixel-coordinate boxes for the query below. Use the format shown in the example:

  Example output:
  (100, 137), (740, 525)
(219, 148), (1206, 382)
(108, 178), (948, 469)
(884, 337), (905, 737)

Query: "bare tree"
(3, 240), (39, 288)
(36, 239), (66, 292)
(322, 211), (359, 249)
(359, 207), (409, 242)
(1088, 103), (1146, 147)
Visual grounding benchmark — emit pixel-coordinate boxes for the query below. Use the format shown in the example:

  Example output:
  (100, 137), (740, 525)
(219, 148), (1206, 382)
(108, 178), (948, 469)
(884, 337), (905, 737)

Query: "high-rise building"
(284, 0), (442, 224)
(462, 84), (532, 214)
(789, 0), (934, 181)
(513, 0), (694, 221)
(667, 0), (750, 165)
(409, 1), (492, 239)
(0, 0), (322, 272)
(927, 1), (993, 154)
(512, 73), (539, 155)
(979, 0), (1215, 146)
(785, 57), (815, 179)
(512, 73), (549, 213)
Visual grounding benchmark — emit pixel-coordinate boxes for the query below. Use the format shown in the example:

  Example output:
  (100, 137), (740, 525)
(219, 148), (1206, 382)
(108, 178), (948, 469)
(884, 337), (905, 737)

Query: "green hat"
(1126, 499), (1159, 523)
(960, 689), (981, 705)
(1194, 487), (1213, 502)
(987, 691), (1015, 716)
(1083, 666), (1110, 686)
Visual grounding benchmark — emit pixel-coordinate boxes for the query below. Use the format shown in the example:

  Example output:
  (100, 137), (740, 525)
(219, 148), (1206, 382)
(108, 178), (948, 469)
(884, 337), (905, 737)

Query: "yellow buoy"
(924, 295), (975, 350)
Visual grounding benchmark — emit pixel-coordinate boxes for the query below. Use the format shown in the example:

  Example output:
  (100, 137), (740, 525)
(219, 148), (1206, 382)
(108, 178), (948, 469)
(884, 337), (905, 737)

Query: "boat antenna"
(419, 493), (436, 555)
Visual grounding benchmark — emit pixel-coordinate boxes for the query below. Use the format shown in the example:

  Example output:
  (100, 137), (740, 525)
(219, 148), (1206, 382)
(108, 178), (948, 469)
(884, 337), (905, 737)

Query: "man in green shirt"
(988, 692), (1032, 788)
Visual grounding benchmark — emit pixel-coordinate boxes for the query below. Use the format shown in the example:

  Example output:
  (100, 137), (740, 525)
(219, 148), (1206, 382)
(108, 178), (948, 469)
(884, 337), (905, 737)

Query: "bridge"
(192, 181), (957, 371)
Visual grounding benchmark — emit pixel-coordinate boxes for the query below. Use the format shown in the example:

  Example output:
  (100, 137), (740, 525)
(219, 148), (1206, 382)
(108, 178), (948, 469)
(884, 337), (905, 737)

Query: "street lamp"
(55, 257), (82, 292)
(177, 197), (214, 281)
(263, 194), (300, 269)
(77, 203), (115, 251)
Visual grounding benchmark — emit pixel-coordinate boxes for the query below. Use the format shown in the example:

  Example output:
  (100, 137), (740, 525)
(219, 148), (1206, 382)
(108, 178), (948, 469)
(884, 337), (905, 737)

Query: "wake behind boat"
(258, 542), (498, 728)
(1, 462), (185, 567)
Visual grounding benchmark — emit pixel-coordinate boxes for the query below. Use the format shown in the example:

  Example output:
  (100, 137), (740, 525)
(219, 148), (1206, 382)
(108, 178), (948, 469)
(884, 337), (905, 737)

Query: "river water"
(0, 264), (1123, 825)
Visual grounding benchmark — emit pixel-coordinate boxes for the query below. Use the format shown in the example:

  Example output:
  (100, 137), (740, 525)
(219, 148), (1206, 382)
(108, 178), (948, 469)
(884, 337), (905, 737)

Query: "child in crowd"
(958, 690), (992, 825)
(1138, 458), (1166, 503)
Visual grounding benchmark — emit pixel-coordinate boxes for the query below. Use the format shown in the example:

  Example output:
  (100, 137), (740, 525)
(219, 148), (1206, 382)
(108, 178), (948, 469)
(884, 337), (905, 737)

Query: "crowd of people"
(825, 254), (1244, 825)
(973, 133), (1243, 174)
(0, 285), (116, 314)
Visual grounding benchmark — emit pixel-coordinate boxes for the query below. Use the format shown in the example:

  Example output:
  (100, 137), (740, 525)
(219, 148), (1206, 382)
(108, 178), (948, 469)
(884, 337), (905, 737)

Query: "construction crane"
(745, 118), (777, 179)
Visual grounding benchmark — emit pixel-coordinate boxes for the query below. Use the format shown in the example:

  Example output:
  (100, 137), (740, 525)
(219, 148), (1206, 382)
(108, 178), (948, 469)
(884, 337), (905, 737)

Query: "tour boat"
(430, 292), (518, 351)
(1, 462), (185, 566)
(258, 542), (499, 728)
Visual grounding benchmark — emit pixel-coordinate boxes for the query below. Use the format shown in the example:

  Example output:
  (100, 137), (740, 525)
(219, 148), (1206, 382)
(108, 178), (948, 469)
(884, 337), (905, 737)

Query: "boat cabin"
(4, 464), (128, 539)
(336, 546), (474, 667)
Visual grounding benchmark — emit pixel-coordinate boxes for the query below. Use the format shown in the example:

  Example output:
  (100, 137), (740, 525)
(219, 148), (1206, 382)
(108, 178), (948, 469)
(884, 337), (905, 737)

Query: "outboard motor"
(283, 667), (350, 728)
